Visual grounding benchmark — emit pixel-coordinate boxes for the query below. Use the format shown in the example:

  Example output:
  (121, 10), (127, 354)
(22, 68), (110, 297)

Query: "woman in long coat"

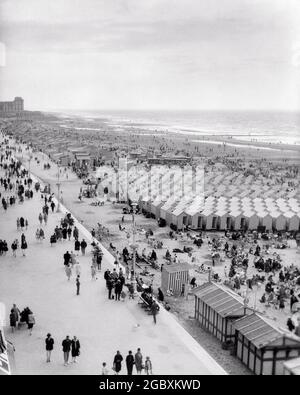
(113, 351), (123, 374)
(71, 336), (80, 363)
(134, 348), (143, 374)
(21, 234), (28, 256)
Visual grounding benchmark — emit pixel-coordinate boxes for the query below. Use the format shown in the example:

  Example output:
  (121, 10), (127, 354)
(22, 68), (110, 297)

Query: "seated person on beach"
(109, 242), (116, 251)
(190, 277), (197, 288)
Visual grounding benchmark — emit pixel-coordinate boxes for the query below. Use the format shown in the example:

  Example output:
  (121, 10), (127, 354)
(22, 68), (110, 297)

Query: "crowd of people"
(101, 347), (153, 375)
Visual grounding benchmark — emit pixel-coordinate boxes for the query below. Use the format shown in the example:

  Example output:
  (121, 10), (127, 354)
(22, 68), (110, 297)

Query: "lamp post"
(56, 160), (61, 212)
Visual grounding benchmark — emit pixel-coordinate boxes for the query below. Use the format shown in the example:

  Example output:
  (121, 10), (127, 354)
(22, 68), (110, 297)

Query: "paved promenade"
(0, 144), (226, 375)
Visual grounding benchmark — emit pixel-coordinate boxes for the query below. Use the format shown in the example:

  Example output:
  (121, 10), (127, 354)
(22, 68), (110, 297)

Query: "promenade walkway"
(0, 140), (226, 375)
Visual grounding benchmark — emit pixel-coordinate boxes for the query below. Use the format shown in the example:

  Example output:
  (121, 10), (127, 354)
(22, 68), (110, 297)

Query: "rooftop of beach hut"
(229, 210), (242, 217)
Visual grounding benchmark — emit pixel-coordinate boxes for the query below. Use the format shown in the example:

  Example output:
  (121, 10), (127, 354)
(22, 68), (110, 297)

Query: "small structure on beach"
(233, 313), (300, 375)
(161, 263), (190, 296)
(284, 357), (300, 375)
(193, 282), (250, 343)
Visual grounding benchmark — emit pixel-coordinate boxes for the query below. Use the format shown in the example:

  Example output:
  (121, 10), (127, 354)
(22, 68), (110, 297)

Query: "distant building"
(148, 156), (192, 166)
(0, 97), (24, 113)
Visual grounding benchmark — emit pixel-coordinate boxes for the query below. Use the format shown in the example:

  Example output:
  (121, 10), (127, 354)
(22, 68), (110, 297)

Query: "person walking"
(107, 277), (114, 300)
(126, 351), (135, 375)
(80, 239), (87, 255)
(62, 227), (67, 240)
(73, 226), (79, 240)
(96, 253), (102, 271)
(16, 217), (20, 231)
(38, 213), (43, 226)
(12, 304), (20, 328)
(67, 227), (72, 241)
(76, 275), (80, 295)
(71, 336), (80, 363)
(74, 261), (81, 277)
(62, 336), (72, 366)
(20, 217), (25, 230)
(114, 279), (122, 301)
(10, 309), (17, 332)
(11, 239), (18, 257)
(63, 250), (71, 266)
(65, 264), (72, 281)
(145, 356), (152, 375)
(134, 348), (143, 375)
(101, 362), (109, 375)
(27, 310), (35, 335)
(43, 212), (48, 225)
(74, 239), (80, 255)
(113, 351), (123, 375)
(45, 333), (54, 362)
(91, 265), (97, 281)
(21, 233), (28, 256)
(151, 300), (159, 324)
(39, 228), (45, 241)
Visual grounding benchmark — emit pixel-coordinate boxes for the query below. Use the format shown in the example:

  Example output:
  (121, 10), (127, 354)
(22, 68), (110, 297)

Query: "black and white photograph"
(0, 0), (300, 377)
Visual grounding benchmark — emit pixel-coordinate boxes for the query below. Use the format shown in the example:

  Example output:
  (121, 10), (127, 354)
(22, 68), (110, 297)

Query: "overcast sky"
(0, 0), (299, 111)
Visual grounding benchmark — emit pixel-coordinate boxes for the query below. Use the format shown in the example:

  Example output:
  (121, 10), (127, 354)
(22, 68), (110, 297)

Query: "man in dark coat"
(76, 275), (80, 295)
(107, 277), (114, 300)
(63, 251), (71, 266)
(114, 279), (123, 301)
(62, 336), (72, 365)
(126, 351), (135, 375)
(45, 333), (54, 362)
(113, 351), (123, 375)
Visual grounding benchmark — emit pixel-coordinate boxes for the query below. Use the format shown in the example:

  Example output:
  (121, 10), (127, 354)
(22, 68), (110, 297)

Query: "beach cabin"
(161, 263), (190, 296)
(260, 212), (273, 231)
(244, 211), (260, 231)
(185, 198), (204, 229)
(202, 208), (216, 230)
(215, 210), (229, 230)
(233, 313), (300, 375)
(141, 197), (152, 214)
(271, 212), (286, 231)
(285, 212), (300, 232)
(229, 210), (243, 231)
(151, 198), (166, 219)
(193, 283), (250, 343)
(171, 206), (187, 230)
(284, 357), (300, 375)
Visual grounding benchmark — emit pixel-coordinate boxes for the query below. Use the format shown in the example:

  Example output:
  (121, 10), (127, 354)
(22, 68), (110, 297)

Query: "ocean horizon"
(51, 109), (300, 145)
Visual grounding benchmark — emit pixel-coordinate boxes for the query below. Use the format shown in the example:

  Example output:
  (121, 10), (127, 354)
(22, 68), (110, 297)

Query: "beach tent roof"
(193, 282), (246, 318)
(233, 313), (300, 349)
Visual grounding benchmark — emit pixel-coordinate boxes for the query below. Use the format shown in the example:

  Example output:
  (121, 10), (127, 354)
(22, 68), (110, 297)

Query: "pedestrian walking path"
(0, 165), (226, 374)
